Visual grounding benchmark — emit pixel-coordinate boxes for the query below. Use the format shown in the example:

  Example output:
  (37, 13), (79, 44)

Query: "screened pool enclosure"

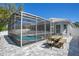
(8, 12), (54, 47)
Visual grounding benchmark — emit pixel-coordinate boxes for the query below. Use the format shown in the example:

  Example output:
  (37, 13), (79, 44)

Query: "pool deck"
(0, 34), (79, 56)
(0, 32), (79, 56)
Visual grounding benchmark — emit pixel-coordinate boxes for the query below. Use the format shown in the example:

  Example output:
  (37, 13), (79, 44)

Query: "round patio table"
(48, 35), (62, 42)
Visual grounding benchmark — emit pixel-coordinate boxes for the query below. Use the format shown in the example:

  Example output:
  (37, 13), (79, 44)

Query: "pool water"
(16, 35), (42, 41)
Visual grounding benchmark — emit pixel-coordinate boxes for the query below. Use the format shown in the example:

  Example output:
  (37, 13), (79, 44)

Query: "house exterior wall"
(53, 22), (68, 35)
(49, 18), (70, 35)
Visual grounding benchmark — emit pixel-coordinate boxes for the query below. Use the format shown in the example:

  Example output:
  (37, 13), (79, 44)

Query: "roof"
(48, 18), (70, 23)
(13, 12), (47, 22)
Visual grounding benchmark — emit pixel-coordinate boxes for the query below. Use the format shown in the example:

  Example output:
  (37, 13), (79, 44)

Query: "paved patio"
(0, 35), (79, 56)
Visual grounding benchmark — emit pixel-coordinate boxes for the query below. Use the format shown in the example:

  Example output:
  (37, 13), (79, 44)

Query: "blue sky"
(21, 3), (79, 22)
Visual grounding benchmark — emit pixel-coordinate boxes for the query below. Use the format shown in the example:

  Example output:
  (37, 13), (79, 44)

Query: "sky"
(22, 3), (79, 22)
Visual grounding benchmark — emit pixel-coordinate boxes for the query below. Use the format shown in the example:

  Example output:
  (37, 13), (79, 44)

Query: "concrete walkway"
(0, 31), (8, 36)
(0, 30), (79, 56)
(0, 35), (73, 56)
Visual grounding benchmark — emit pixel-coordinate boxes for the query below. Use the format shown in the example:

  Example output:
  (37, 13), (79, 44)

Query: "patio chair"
(54, 38), (66, 48)
(47, 35), (63, 43)
(54, 36), (62, 42)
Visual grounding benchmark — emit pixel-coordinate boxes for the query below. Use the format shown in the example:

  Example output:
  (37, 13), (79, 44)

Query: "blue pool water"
(17, 35), (41, 41)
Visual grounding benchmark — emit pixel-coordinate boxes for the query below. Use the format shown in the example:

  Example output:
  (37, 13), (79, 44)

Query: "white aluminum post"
(50, 21), (52, 36)
(51, 21), (52, 35)
(44, 21), (46, 39)
(14, 14), (16, 30)
(53, 19), (54, 34)
(21, 11), (23, 47)
(36, 17), (37, 41)
(51, 21), (53, 35)
(49, 21), (50, 35)
(54, 22), (55, 34)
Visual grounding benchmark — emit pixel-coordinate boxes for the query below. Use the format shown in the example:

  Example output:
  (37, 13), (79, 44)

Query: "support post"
(21, 11), (23, 47)
(36, 17), (37, 41)
(14, 14), (16, 30)
(44, 21), (46, 39)
(53, 19), (55, 34)
(50, 20), (52, 36)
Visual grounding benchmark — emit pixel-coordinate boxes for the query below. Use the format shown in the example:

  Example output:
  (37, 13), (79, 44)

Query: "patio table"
(49, 35), (62, 42)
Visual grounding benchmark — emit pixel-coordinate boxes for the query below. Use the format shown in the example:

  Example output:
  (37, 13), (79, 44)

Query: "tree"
(9, 3), (16, 14)
(18, 4), (24, 12)
(0, 3), (17, 31)
(0, 3), (24, 31)
(0, 7), (11, 31)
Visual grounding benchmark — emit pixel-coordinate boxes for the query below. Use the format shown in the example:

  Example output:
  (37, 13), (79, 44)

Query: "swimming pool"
(16, 35), (42, 41)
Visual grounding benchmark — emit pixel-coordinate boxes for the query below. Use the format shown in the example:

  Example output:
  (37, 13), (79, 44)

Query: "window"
(64, 24), (67, 29)
(56, 25), (61, 33)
